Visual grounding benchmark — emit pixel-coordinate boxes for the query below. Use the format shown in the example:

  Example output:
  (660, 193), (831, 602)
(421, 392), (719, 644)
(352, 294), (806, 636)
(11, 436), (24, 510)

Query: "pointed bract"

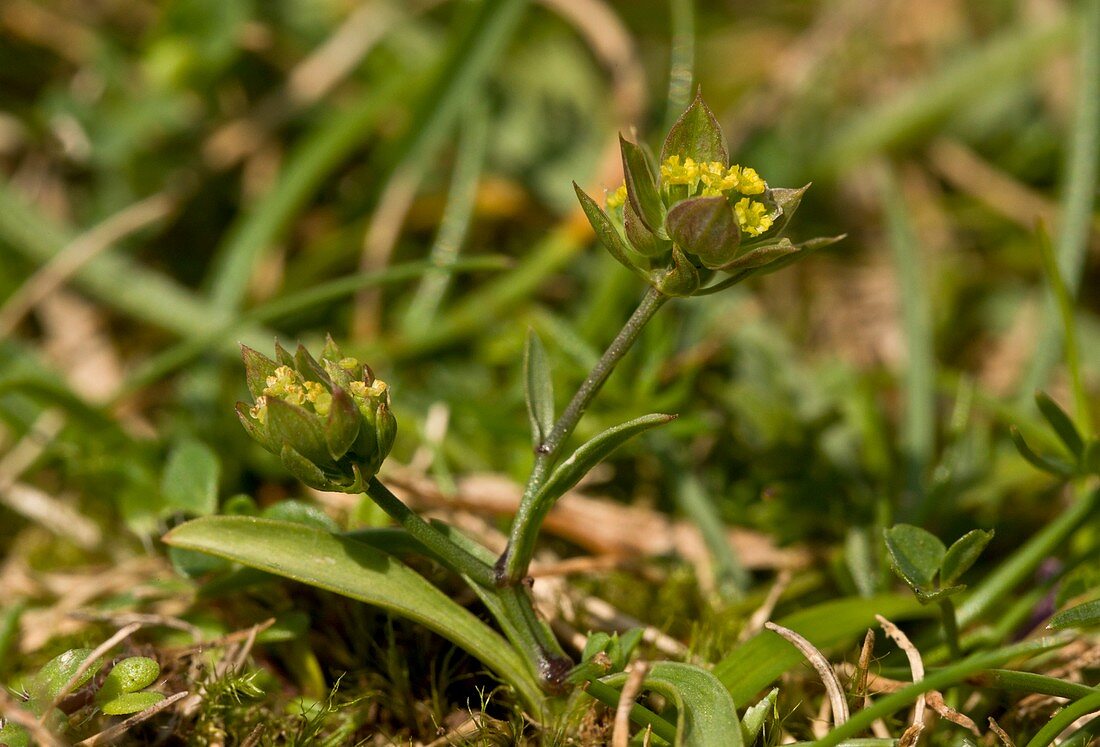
(325, 387), (361, 460)
(660, 92), (728, 168)
(265, 397), (331, 467)
(241, 345), (278, 399)
(620, 135), (666, 237)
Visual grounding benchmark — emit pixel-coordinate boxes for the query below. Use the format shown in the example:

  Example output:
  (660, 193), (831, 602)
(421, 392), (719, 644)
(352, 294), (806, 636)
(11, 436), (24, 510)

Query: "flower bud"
(237, 338), (396, 493)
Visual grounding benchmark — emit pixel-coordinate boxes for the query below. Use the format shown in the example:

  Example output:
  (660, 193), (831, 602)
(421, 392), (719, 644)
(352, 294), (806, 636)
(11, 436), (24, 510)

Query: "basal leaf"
(604, 662), (742, 747)
(161, 439), (220, 516)
(99, 691), (166, 716)
(524, 329), (555, 449)
(162, 516), (542, 710)
(884, 523), (945, 591)
(940, 528), (994, 587)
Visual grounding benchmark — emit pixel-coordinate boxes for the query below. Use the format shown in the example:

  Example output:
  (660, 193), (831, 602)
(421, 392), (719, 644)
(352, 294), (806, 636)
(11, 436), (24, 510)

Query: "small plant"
(884, 524), (994, 656)
(0, 648), (164, 746)
(164, 92), (835, 742)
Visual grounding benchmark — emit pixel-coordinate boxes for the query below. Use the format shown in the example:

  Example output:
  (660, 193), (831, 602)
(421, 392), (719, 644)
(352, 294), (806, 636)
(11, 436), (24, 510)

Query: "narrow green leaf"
(1010, 426), (1076, 477)
(620, 135), (667, 236)
(715, 595), (929, 705)
(162, 516), (543, 710)
(539, 413), (677, 504)
(1025, 691), (1100, 747)
(1035, 391), (1084, 458)
(573, 182), (650, 277)
(161, 439), (220, 517)
(603, 662), (742, 747)
(1049, 599), (1100, 630)
(940, 529), (994, 587)
(524, 329), (555, 449)
(913, 585), (966, 604)
(659, 91), (728, 167)
(883, 524), (945, 591)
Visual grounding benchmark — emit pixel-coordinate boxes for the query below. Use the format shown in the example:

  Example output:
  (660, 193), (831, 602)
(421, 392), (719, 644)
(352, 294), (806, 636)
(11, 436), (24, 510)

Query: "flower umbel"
(238, 338), (397, 492)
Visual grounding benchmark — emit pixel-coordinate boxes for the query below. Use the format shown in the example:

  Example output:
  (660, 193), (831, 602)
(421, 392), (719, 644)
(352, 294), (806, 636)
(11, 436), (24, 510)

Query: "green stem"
(938, 598), (962, 659)
(497, 286), (669, 584)
(365, 477), (495, 587)
(583, 679), (678, 744)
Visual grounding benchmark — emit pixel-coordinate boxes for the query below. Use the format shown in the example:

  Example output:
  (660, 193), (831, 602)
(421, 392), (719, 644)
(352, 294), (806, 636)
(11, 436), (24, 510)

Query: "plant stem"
(365, 477), (496, 587)
(497, 286), (669, 584)
(938, 597), (962, 659)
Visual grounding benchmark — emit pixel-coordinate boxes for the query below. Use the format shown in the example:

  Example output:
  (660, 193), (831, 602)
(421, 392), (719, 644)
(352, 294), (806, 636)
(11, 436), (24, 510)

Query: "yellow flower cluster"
(606, 184), (627, 209)
(250, 365), (339, 423)
(734, 198), (773, 237)
(659, 156), (766, 197)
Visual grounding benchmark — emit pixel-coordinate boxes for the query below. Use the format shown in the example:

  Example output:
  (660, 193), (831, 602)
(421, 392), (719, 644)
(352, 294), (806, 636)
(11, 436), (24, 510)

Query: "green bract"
(575, 92), (837, 297)
(237, 338), (397, 493)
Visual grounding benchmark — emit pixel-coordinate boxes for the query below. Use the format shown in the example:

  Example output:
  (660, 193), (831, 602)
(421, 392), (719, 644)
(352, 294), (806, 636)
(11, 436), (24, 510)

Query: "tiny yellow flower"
(265, 366), (306, 406)
(606, 183), (627, 209)
(303, 381), (332, 417)
(249, 396), (268, 425)
(734, 198), (773, 237)
(661, 155), (700, 187)
(733, 166), (766, 195)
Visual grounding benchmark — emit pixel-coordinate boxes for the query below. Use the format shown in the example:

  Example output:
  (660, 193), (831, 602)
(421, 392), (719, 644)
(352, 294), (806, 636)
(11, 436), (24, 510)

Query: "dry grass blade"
(764, 621), (850, 725)
(898, 722), (924, 747)
(740, 570), (792, 642)
(74, 690), (189, 747)
(988, 716), (1016, 746)
(926, 690), (979, 735)
(612, 660), (650, 747)
(876, 614), (926, 729)
(42, 621), (143, 719)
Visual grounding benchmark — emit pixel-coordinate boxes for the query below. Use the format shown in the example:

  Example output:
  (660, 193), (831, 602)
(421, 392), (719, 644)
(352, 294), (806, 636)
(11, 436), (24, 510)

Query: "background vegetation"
(0, 0), (1097, 743)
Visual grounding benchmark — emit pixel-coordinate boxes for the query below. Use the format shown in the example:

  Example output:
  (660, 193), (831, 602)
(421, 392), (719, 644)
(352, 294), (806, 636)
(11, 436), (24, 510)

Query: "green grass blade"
(401, 101), (488, 334)
(819, 637), (1066, 746)
(207, 75), (405, 312)
(814, 15), (1073, 176)
(1025, 690), (1100, 747)
(879, 164), (934, 519)
(162, 516), (544, 711)
(715, 594), (930, 705)
(959, 485), (1099, 625)
(1022, 0), (1100, 396)
(675, 473), (748, 600)
(0, 182), (232, 338)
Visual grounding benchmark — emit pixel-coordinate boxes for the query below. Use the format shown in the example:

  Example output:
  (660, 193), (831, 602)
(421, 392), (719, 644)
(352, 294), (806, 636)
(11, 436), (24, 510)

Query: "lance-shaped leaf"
(655, 246), (701, 297)
(524, 329), (554, 449)
(601, 661), (743, 747)
(539, 413), (677, 504)
(573, 183), (649, 278)
(695, 234), (846, 296)
(325, 387), (360, 460)
(265, 397), (330, 466)
(660, 92), (729, 168)
(1035, 391), (1084, 458)
(717, 239), (798, 272)
(162, 517), (543, 710)
(1049, 599), (1100, 630)
(241, 345), (278, 398)
(941, 528), (994, 587)
(884, 524), (945, 592)
(666, 196), (740, 269)
(1010, 426), (1076, 477)
(620, 135), (666, 237)
(624, 199), (667, 257)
